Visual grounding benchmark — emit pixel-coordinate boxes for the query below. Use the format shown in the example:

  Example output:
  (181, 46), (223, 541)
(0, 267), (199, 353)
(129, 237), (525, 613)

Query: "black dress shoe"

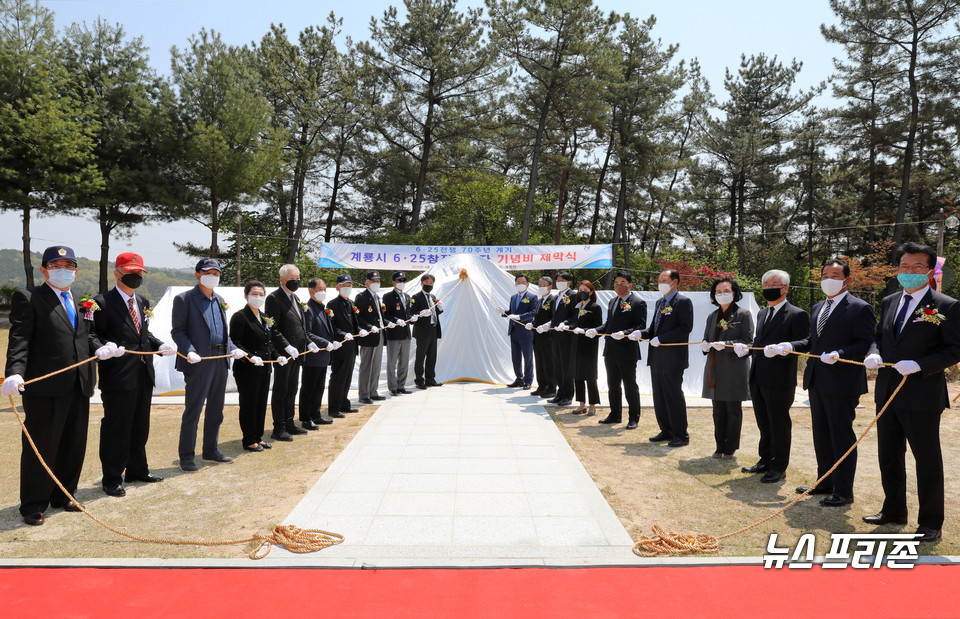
(548, 396), (563, 404)
(522, 383), (532, 389)
(796, 486), (831, 495)
(180, 460), (198, 472)
(820, 494), (854, 507)
(103, 483), (126, 497)
(427, 381), (443, 387)
(530, 389), (543, 396)
(915, 526), (942, 543)
(538, 390), (557, 399)
(329, 411), (345, 419)
(760, 471), (785, 483)
(243, 444), (265, 452)
(202, 451), (234, 463)
(287, 425), (308, 435)
(62, 501), (84, 512)
(555, 398), (572, 406)
(259, 442), (272, 449)
(343, 408), (360, 413)
(126, 474), (163, 483)
(314, 417), (333, 425)
(667, 438), (689, 447)
(23, 513), (44, 526)
(389, 391), (398, 396)
(862, 512), (908, 525)
(598, 416), (621, 425)
(359, 398), (374, 404)
(649, 432), (670, 442)
(371, 395), (386, 401)
(301, 421), (319, 431)
(625, 421), (638, 430)
(506, 380), (523, 388)
(271, 430), (293, 442)
(742, 462), (769, 474)
(416, 382), (427, 389)
(398, 389), (412, 394)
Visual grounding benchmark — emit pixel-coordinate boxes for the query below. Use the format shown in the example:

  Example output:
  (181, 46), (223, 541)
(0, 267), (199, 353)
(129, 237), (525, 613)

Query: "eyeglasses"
(897, 264), (931, 274)
(46, 264), (77, 272)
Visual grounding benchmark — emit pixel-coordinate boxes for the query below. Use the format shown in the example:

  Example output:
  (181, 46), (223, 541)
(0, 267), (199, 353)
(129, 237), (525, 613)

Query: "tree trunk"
(892, 17), (921, 246)
(554, 132), (571, 244)
(521, 94), (552, 245)
(409, 86), (436, 235)
(605, 171), (629, 288)
(99, 207), (111, 293)
(866, 81), (878, 245)
(589, 129), (616, 244)
(326, 154), (342, 243)
(736, 173), (746, 270)
(210, 199), (220, 258)
(21, 203), (33, 288)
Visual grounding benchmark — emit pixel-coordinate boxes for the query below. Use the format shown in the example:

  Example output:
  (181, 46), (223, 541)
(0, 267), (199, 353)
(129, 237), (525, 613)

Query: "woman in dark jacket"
(700, 276), (755, 459)
(570, 281), (603, 416)
(230, 281), (286, 452)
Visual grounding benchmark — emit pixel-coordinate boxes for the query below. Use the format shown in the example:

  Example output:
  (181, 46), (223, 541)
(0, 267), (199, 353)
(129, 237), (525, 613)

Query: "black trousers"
(878, 404), (944, 529)
(414, 331), (438, 384)
(271, 356), (302, 431)
(552, 332), (576, 400)
(99, 362), (152, 486)
(328, 342), (357, 414)
(300, 365), (329, 422)
(234, 362), (271, 446)
(712, 400), (743, 455)
(808, 388), (858, 497)
(533, 335), (555, 391)
(749, 381), (794, 473)
(604, 355), (641, 424)
(20, 383), (89, 516)
(650, 364), (687, 440)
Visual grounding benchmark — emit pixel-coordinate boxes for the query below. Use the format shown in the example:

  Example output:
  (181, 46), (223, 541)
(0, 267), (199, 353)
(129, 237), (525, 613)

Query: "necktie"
(816, 299), (834, 336)
(894, 294), (913, 336)
(654, 298), (664, 331)
(291, 293), (302, 320)
(61, 291), (77, 329)
(128, 297), (141, 334)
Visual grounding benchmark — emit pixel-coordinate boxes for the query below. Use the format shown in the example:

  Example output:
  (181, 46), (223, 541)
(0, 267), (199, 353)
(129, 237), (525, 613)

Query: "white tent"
(147, 253), (759, 397)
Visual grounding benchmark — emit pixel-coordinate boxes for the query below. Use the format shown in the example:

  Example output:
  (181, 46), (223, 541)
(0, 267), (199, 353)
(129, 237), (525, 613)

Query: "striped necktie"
(128, 297), (141, 334)
(816, 299), (834, 336)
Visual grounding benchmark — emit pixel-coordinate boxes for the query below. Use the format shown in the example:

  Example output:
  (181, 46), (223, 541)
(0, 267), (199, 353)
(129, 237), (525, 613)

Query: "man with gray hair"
(737, 269), (809, 484)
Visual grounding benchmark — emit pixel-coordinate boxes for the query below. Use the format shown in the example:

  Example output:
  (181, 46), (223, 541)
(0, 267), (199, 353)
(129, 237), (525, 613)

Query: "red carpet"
(1, 565), (955, 617)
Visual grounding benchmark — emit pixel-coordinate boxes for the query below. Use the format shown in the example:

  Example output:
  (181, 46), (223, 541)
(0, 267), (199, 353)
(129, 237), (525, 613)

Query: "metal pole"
(937, 208), (945, 257)
(236, 214), (243, 286)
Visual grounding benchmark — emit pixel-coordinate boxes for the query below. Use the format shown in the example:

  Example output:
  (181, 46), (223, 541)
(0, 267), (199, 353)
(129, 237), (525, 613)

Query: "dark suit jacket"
(170, 285), (235, 372)
(411, 291), (443, 339)
(303, 299), (335, 367)
(506, 291), (537, 337)
(791, 292), (875, 395)
(229, 305), (278, 368)
(532, 294), (554, 345)
(573, 301), (603, 373)
(599, 292), (647, 360)
(749, 300), (809, 387)
(326, 294), (360, 340)
(870, 288), (960, 410)
(5, 284), (101, 398)
(354, 288), (387, 347)
(641, 292), (693, 369)
(92, 288), (164, 391)
(382, 289), (412, 341)
(265, 287), (308, 353)
(550, 289), (578, 328)
(701, 304), (754, 401)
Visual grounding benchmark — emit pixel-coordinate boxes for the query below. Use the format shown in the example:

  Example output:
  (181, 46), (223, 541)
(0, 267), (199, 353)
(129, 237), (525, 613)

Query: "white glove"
(358, 329), (369, 338)
(187, 351), (202, 364)
(332, 340), (342, 350)
(777, 342), (793, 356)
(159, 343), (176, 357)
(96, 343), (117, 361)
(536, 324), (549, 334)
(1, 374), (25, 396)
(344, 333), (354, 341)
(556, 323), (568, 332)
(307, 342), (320, 352)
(113, 345), (127, 358)
(525, 322), (534, 331)
(733, 343), (749, 358)
(420, 309), (431, 317)
(711, 341), (725, 351)
(508, 314), (520, 321)
(608, 331), (622, 341)
(820, 351), (840, 365)
(370, 326), (380, 334)
(385, 322), (395, 329)
(276, 356), (288, 366)
(231, 348), (246, 360)
(250, 356), (264, 367)
(585, 328), (598, 339)
(894, 360), (921, 376)
(864, 354), (883, 370)
(284, 345), (300, 360)
(699, 340), (711, 353)
(397, 319), (406, 327)
(408, 314), (419, 323)
(437, 301), (443, 311)
(628, 331), (642, 341)
(763, 344), (778, 358)
(573, 327), (585, 335)
(650, 337), (661, 347)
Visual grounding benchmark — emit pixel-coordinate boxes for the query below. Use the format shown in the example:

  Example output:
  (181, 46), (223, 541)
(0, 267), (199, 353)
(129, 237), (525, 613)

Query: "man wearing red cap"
(92, 253), (176, 497)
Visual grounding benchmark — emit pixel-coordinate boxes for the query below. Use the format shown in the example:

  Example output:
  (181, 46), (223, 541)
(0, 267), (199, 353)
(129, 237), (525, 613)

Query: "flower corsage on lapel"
(143, 307), (154, 324)
(718, 319), (730, 331)
(562, 294), (571, 305)
(913, 305), (946, 326)
(620, 300), (632, 311)
(660, 304), (673, 316)
(521, 296), (531, 304)
(263, 315), (275, 329)
(218, 298), (229, 312)
(79, 294), (100, 321)
(578, 308), (587, 317)
(298, 299), (308, 312)
(325, 307), (334, 318)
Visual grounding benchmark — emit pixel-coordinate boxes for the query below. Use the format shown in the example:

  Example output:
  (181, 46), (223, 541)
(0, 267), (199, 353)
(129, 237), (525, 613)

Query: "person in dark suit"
(355, 271), (387, 404)
(170, 258), (245, 471)
(3, 246), (103, 525)
(568, 281), (603, 415)
(326, 274), (361, 415)
(92, 252), (176, 497)
(741, 269), (809, 483)
(699, 276), (755, 459)
(502, 273), (537, 388)
(862, 243), (960, 542)
(527, 276), (556, 398)
(592, 272), (647, 429)
(266, 264), (319, 439)
(230, 281), (286, 452)
(780, 258), (875, 507)
(410, 273), (443, 388)
(301, 278), (339, 426)
(383, 271), (413, 396)
(543, 272), (577, 406)
(642, 269), (694, 447)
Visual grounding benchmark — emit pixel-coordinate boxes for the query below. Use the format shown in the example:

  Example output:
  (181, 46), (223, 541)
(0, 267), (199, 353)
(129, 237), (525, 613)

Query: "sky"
(4, 0), (841, 269)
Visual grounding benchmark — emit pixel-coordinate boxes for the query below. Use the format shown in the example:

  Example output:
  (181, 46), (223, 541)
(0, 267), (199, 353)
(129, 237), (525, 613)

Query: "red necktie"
(128, 297), (141, 334)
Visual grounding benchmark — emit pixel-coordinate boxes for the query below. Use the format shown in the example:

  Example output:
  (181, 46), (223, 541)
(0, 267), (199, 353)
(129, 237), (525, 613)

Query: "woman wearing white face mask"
(700, 276), (755, 460)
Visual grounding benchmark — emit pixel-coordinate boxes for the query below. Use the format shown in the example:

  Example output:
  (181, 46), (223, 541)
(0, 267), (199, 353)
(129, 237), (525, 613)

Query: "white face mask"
(516, 283), (528, 293)
(313, 290), (327, 303)
(200, 274), (219, 289)
(821, 278), (845, 297)
(395, 282), (406, 292)
(538, 286), (550, 296)
(658, 282), (672, 296)
(47, 268), (76, 289)
(339, 286), (352, 298)
(369, 283), (381, 294)
(715, 292), (734, 306)
(247, 294), (265, 309)
(556, 281), (569, 292)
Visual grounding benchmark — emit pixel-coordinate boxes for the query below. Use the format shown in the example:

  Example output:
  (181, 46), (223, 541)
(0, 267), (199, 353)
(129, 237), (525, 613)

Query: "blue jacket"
(506, 291), (537, 338)
(171, 285), (235, 372)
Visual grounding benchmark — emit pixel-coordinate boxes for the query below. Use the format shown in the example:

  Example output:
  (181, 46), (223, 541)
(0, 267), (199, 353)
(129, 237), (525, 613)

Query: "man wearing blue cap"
(170, 258), (245, 471)
(383, 271), (413, 395)
(3, 246), (105, 525)
(326, 274), (361, 416)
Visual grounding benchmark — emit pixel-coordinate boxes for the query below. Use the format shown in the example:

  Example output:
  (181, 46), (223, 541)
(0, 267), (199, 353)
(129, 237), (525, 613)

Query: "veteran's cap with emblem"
(195, 257), (222, 272)
(392, 271), (407, 282)
(336, 274), (353, 285)
(365, 270), (380, 281)
(41, 245), (77, 266)
(115, 252), (149, 273)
